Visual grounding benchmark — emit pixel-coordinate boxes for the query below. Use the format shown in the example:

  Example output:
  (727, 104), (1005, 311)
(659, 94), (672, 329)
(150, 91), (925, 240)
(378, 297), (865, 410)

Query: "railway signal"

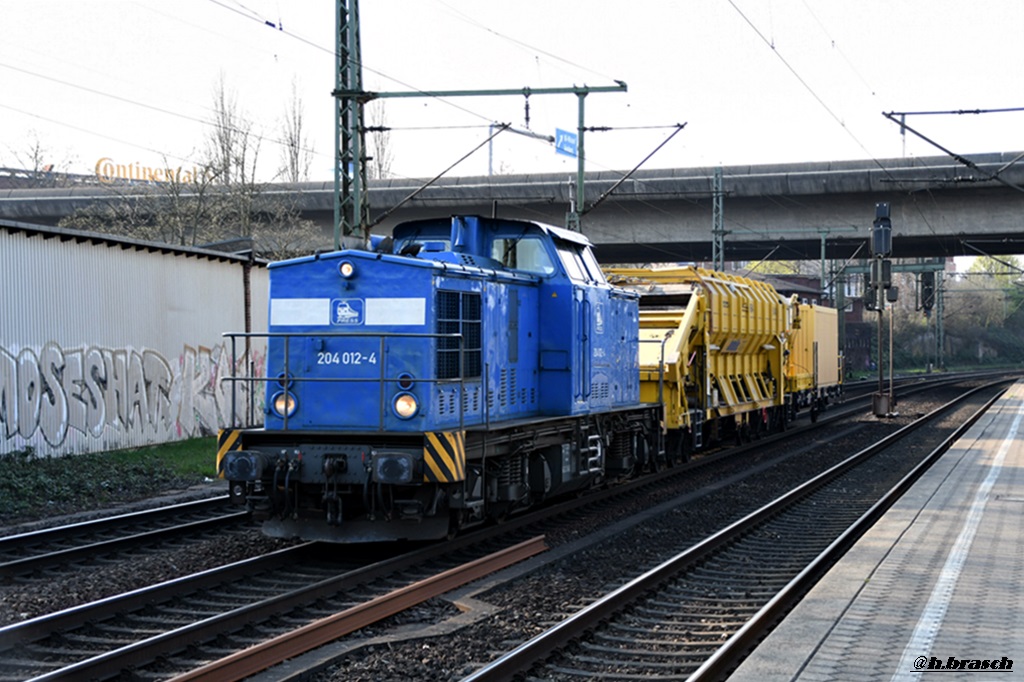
(870, 202), (896, 417)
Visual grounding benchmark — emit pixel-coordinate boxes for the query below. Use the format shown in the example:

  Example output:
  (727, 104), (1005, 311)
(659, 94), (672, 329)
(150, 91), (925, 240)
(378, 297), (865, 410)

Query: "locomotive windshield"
(391, 219), (560, 277)
(555, 241), (608, 284)
(490, 232), (556, 275)
(391, 225), (451, 255)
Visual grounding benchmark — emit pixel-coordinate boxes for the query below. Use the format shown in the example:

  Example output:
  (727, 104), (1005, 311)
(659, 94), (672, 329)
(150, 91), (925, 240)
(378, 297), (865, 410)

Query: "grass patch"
(102, 438), (218, 479)
(0, 437), (218, 525)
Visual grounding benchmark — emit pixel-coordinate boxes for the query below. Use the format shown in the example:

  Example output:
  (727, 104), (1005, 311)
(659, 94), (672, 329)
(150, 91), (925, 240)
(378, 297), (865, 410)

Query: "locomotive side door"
(554, 240), (608, 407)
(575, 285), (590, 403)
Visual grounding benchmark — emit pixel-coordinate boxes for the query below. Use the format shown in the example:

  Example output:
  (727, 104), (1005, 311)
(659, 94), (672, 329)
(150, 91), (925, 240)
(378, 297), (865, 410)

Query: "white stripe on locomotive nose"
(365, 298), (426, 326)
(270, 298), (330, 325)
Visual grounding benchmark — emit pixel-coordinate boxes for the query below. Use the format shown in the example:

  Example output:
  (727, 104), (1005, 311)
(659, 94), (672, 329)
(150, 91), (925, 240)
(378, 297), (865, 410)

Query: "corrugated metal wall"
(0, 228), (268, 456)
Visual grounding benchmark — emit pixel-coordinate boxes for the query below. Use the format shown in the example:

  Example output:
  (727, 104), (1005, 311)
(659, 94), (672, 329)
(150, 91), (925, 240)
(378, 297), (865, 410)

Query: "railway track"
(461, 380), (1008, 681)
(0, 496), (247, 580)
(0, 374), (1007, 680)
(0, 401), (855, 680)
(0, 371), (974, 586)
(0, 525), (544, 681)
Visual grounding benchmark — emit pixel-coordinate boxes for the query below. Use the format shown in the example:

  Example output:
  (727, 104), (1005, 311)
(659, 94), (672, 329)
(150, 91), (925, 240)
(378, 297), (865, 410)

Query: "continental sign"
(95, 157), (209, 184)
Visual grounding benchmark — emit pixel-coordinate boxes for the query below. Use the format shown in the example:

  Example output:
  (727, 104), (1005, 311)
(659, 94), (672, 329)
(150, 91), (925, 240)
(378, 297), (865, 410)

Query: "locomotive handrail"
(221, 330), (468, 433)
(223, 331), (467, 338)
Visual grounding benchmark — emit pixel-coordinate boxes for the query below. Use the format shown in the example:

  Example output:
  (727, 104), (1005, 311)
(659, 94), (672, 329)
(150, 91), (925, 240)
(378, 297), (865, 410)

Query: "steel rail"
(686, 383), (1005, 681)
(6, 528), (542, 681)
(0, 495), (229, 548)
(168, 535), (548, 682)
(460, 380), (1008, 681)
(0, 543), (316, 647)
(1, 505), (248, 578)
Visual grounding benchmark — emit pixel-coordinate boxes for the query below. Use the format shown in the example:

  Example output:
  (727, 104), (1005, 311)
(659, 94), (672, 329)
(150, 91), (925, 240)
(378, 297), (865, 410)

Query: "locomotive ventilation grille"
(458, 254), (491, 268)
(487, 368), (536, 411)
(436, 290), (482, 380)
(436, 385), (481, 416)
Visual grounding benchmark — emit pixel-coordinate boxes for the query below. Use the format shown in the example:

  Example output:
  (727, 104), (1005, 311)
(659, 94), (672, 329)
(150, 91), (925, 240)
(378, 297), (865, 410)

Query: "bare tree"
(206, 74), (255, 187)
(198, 76), (322, 257)
(279, 79), (313, 183)
(8, 131), (48, 172)
(59, 155), (220, 247)
(60, 77), (324, 260)
(4, 130), (78, 187)
(366, 99), (393, 180)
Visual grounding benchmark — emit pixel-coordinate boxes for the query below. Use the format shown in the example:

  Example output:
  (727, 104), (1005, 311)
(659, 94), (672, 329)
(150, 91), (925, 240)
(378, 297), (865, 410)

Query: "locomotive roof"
(268, 215), (595, 283)
(392, 215), (592, 246)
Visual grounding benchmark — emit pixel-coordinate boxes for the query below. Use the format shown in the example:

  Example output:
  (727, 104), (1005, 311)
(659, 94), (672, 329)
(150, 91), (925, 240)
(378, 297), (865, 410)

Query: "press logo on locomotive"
(332, 299), (364, 325)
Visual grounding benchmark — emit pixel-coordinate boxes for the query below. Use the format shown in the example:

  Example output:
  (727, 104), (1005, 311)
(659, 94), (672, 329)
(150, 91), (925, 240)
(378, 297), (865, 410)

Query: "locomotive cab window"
(392, 223), (452, 256)
(395, 237), (451, 255)
(492, 234), (556, 276)
(556, 242), (599, 283)
(579, 246), (608, 285)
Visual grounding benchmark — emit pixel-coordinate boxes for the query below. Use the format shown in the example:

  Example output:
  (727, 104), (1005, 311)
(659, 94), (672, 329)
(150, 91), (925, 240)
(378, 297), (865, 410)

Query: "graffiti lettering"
(0, 342), (265, 456)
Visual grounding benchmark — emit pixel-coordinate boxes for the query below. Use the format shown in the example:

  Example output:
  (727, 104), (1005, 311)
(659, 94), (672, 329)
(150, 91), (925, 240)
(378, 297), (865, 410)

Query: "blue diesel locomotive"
(218, 215), (663, 542)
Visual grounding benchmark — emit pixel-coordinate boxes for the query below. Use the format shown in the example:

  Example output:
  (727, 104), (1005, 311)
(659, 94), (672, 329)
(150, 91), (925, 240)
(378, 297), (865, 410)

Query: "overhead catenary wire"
(6, 0), (608, 180)
(960, 241), (1024, 275)
(726, 0), (872, 159)
(206, 0), (622, 134)
(722, 0), (960, 261)
(882, 112), (1024, 195)
(368, 124), (510, 230)
(582, 123), (687, 216)
(4, 6), (544, 180)
(0, 60), (324, 169)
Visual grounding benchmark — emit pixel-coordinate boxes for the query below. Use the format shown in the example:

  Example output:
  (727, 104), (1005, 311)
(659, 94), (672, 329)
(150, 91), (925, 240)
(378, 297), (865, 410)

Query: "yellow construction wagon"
(606, 266), (790, 460)
(785, 301), (843, 420)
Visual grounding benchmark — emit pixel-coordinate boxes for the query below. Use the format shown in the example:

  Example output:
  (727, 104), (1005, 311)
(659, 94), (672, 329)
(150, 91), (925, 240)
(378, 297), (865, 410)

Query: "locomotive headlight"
(272, 391), (298, 417)
(393, 392), (419, 419)
(222, 451), (266, 481)
(372, 452), (417, 484)
(339, 260), (356, 278)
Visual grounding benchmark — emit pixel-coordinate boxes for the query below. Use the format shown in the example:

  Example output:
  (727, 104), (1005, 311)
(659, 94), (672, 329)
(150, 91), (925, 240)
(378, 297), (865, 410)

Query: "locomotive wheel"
(447, 510), (467, 540)
(772, 406), (786, 433)
(642, 431), (665, 473)
(488, 502), (512, 524)
(665, 431), (690, 465)
(675, 432), (692, 464)
(633, 432), (651, 476)
(677, 430), (691, 463)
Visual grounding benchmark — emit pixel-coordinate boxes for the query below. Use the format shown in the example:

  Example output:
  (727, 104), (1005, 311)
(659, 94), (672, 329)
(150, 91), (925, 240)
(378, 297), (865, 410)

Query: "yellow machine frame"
(605, 266), (789, 436)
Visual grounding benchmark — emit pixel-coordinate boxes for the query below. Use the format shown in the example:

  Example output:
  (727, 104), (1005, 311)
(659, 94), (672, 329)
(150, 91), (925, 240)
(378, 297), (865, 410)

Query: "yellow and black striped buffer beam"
(216, 429), (243, 479)
(423, 431), (466, 483)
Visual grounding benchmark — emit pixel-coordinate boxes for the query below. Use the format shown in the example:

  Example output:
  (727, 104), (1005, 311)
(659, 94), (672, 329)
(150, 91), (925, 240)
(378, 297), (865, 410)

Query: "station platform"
(729, 380), (1023, 681)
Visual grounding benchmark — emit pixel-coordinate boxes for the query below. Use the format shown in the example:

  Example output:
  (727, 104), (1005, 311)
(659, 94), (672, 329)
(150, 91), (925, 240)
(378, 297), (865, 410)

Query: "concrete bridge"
(2, 151), (1022, 263)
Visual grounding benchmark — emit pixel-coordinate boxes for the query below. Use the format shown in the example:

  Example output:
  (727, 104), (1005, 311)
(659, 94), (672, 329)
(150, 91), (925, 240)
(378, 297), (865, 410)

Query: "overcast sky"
(1, 1), (1022, 183)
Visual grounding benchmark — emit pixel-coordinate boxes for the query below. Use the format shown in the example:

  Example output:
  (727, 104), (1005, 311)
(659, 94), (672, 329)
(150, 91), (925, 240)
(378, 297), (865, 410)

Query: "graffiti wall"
(1, 224), (269, 457)
(0, 342), (265, 456)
